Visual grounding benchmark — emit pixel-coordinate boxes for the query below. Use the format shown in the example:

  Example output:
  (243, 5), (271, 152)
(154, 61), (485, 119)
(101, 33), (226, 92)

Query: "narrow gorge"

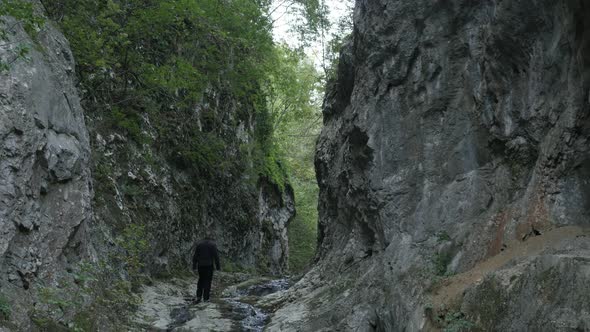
(1, 0), (590, 331)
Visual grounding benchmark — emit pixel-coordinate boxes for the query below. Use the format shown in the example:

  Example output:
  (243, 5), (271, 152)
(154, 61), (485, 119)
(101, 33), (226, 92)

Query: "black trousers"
(196, 265), (214, 300)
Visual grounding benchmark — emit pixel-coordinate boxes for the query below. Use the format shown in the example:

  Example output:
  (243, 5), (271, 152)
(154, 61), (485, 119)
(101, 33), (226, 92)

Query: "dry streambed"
(133, 272), (290, 331)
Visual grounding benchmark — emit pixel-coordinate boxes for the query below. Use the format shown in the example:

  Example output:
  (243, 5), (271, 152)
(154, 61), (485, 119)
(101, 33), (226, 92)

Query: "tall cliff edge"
(0, 13), (92, 328)
(269, 1), (590, 331)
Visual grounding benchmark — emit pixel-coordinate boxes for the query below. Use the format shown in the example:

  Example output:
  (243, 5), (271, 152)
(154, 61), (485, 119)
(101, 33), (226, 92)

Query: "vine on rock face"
(40, 0), (310, 187)
(0, 0), (44, 71)
(0, 293), (10, 320)
(31, 223), (149, 330)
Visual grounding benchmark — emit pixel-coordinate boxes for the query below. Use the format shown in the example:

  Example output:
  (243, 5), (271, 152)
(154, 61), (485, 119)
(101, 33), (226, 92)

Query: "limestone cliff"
(0, 15), (92, 328)
(269, 0), (590, 331)
(88, 90), (295, 277)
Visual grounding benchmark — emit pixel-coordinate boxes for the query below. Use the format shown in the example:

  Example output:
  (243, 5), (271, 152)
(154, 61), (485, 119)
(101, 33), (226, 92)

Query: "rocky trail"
(429, 226), (590, 308)
(133, 272), (291, 331)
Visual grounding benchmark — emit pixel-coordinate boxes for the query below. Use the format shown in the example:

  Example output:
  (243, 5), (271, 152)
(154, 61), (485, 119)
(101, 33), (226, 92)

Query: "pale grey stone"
(0, 9), (92, 330)
(269, 0), (590, 330)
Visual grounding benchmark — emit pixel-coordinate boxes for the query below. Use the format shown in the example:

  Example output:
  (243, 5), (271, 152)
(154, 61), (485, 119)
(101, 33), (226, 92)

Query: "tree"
(322, 0), (354, 80)
(265, 45), (321, 132)
(262, 45), (322, 271)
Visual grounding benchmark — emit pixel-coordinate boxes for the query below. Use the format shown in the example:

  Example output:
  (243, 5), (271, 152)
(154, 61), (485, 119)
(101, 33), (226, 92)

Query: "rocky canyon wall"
(269, 0), (590, 331)
(0, 3), (294, 329)
(88, 88), (295, 277)
(0, 15), (92, 328)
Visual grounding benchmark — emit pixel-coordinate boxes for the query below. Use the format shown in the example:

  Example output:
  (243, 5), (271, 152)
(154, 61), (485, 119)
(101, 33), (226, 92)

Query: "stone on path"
(134, 277), (233, 331)
(134, 273), (291, 331)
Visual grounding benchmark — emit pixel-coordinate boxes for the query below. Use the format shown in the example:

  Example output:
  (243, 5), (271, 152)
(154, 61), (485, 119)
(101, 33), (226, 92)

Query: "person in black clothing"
(192, 237), (221, 303)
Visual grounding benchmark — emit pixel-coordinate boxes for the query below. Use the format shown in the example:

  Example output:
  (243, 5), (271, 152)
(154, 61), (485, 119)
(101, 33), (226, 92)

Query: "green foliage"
(282, 107), (321, 273)
(175, 132), (228, 176)
(265, 45), (321, 132)
(222, 260), (240, 273)
(39, 286), (78, 315)
(288, 212), (318, 271)
(437, 231), (451, 243)
(252, 42), (322, 198)
(0, 293), (10, 320)
(42, 0), (328, 277)
(31, 315), (69, 331)
(0, 0), (44, 71)
(42, 0), (283, 187)
(71, 310), (96, 332)
(433, 252), (453, 276)
(278, 0), (330, 48)
(33, 281), (86, 330)
(0, 45), (30, 71)
(32, 224), (149, 329)
(40, 0), (328, 191)
(114, 223), (149, 281)
(43, 0), (273, 108)
(110, 108), (147, 144)
(321, 0), (354, 80)
(262, 47), (322, 272)
(252, 143), (289, 191)
(440, 311), (476, 332)
(0, 0), (44, 38)
(121, 182), (142, 198)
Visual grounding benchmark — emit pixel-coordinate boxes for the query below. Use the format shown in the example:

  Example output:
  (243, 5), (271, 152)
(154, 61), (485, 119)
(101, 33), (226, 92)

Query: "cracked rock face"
(0, 15), (92, 325)
(258, 179), (295, 275)
(88, 101), (295, 277)
(269, 0), (590, 331)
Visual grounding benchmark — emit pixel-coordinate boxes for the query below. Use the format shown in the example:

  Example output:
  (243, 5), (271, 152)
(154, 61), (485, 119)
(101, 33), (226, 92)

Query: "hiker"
(192, 237), (221, 303)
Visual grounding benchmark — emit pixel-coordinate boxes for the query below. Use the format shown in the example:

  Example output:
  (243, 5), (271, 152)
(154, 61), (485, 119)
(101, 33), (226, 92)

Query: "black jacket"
(192, 239), (220, 270)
